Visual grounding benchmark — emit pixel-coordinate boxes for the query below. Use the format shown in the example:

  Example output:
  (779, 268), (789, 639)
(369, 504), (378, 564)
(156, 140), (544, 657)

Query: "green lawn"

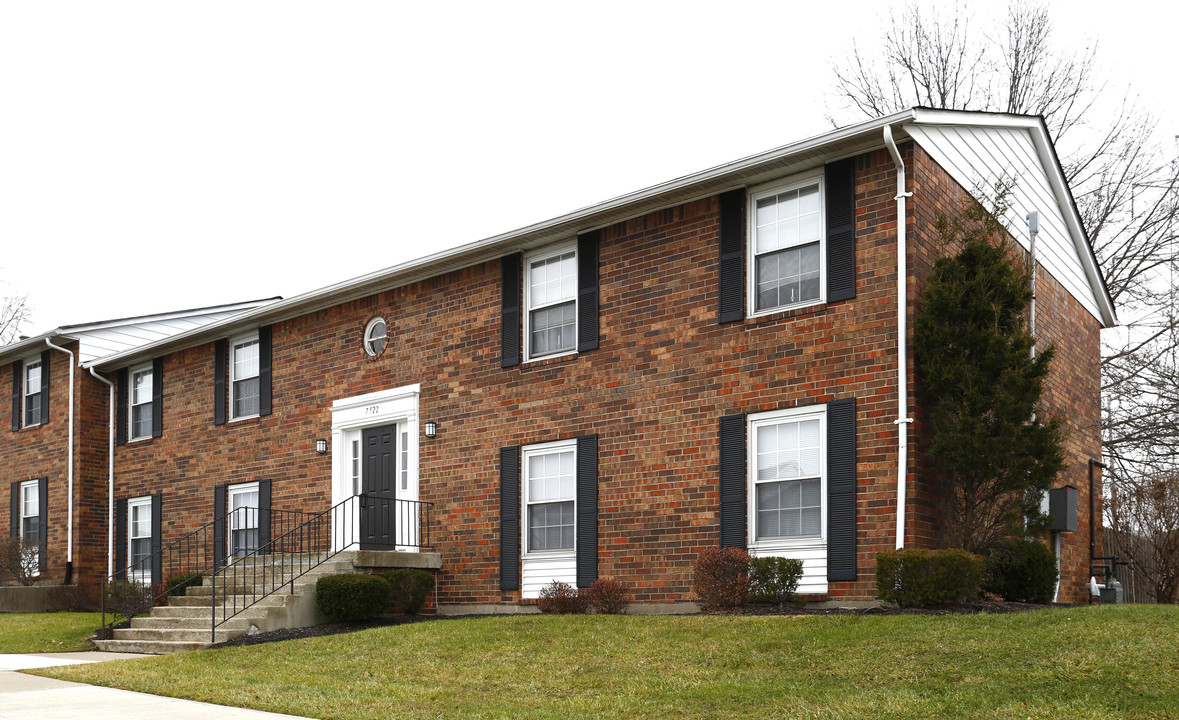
(0, 612), (101, 653)
(34, 606), (1179, 719)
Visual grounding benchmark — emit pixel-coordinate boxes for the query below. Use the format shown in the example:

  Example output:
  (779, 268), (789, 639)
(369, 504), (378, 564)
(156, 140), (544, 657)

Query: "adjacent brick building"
(4, 109), (1114, 609)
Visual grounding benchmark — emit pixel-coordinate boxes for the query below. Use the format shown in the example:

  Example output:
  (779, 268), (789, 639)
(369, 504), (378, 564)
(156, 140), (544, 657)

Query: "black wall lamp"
(424, 421), (438, 439)
(315, 438), (328, 455)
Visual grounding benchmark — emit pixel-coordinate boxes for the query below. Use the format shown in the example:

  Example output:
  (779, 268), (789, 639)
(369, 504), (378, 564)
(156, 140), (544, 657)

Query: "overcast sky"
(2, 0), (1176, 334)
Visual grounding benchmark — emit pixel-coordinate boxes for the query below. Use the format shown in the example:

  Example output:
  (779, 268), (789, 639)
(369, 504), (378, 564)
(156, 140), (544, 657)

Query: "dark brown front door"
(361, 424), (397, 550)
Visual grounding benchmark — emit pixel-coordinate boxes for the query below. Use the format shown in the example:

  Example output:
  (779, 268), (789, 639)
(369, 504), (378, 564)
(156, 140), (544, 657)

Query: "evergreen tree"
(914, 200), (1066, 554)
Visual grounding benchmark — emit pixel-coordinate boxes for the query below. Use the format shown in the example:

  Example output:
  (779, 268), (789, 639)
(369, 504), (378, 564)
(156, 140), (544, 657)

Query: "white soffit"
(905, 120), (1112, 325)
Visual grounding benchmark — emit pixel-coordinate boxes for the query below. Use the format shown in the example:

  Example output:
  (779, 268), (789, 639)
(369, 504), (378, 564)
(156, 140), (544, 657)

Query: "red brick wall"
(907, 143), (1104, 604)
(99, 142), (1103, 607)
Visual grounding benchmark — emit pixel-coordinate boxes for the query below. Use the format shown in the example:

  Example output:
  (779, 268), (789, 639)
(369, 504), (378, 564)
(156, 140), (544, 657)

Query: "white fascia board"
(60, 298), (280, 334)
(910, 109), (1117, 327)
(0, 332), (80, 365)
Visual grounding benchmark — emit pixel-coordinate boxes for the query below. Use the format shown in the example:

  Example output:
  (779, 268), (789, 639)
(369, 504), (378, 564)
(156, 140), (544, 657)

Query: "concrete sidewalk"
(0, 652), (310, 719)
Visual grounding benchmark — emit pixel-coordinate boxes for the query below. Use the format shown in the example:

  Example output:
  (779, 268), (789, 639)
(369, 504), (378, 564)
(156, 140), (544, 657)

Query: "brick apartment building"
(4, 109), (1114, 610)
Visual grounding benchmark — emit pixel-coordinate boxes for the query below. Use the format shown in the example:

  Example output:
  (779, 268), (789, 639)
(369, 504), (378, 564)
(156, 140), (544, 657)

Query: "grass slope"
(36, 606), (1179, 719)
(0, 612), (101, 653)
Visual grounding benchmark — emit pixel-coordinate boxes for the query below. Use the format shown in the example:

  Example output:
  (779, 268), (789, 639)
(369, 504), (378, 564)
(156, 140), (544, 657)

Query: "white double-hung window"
(750, 175), (825, 315)
(524, 244), (577, 360)
(19, 479), (39, 575)
(127, 496), (152, 580)
(228, 482), (260, 557)
(523, 441), (576, 554)
(22, 360), (43, 427)
(750, 405), (826, 546)
(129, 364), (153, 441)
(230, 335), (261, 420)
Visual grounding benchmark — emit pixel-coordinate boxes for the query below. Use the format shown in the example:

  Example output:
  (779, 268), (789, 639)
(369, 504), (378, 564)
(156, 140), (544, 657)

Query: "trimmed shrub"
(535, 580), (588, 614)
(875, 548), (986, 608)
(103, 580), (157, 619)
(165, 572), (205, 597)
(586, 577), (632, 614)
(693, 547), (751, 610)
(749, 556), (804, 607)
(382, 569), (435, 614)
(984, 538), (1059, 604)
(316, 573), (391, 622)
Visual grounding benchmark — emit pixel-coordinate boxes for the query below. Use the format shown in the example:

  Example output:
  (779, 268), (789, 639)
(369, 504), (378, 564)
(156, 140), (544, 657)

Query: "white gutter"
(88, 367), (116, 578)
(883, 125), (914, 550)
(44, 339), (75, 580)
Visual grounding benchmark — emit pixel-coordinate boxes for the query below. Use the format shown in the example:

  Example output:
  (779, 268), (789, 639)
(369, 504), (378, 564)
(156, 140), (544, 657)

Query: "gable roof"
(0, 298), (280, 366)
(88, 109), (1116, 371)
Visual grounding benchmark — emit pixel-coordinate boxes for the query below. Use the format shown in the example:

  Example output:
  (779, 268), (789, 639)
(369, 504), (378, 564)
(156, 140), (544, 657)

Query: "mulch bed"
(211, 601), (1068, 649)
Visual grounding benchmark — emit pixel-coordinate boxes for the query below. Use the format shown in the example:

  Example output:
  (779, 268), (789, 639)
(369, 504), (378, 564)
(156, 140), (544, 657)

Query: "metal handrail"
(210, 496), (433, 642)
(98, 506), (322, 636)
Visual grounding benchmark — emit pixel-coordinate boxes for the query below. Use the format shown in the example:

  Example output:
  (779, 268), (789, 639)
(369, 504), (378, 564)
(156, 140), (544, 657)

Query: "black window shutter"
(37, 477), (47, 573)
(10, 360), (21, 431)
(575, 434), (599, 588)
(214, 339), (228, 426)
(257, 478), (272, 555)
(501, 255), (522, 369)
(577, 232), (600, 352)
(8, 482), (17, 538)
(150, 493), (163, 585)
(719, 414), (747, 549)
(114, 497), (127, 580)
(151, 357), (164, 438)
(825, 158), (857, 303)
(116, 369), (128, 446)
(499, 445), (520, 591)
(258, 326), (273, 417)
(718, 189), (746, 323)
(213, 483), (227, 568)
(826, 397), (858, 582)
(39, 350), (50, 424)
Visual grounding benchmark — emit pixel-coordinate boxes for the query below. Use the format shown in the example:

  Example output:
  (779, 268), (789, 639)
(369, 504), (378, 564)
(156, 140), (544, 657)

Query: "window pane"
(25, 394), (41, 426)
(528, 501), (574, 551)
(233, 340), (260, 379)
(530, 302), (575, 356)
(131, 404), (153, 439)
(22, 517), (39, 541)
(756, 196), (777, 229)
(756, 222), (778, 253)
(799, 211), (820, 243)
(132, 369), (152, 406)
(801, 507), (822, 535)
(25, 363), (41, 395)
(755, 242), (821, 311)
(233, 378), (260, 417)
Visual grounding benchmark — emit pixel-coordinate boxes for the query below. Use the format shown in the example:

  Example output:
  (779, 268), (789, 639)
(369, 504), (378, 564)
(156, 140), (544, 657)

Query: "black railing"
(99, 497), (433, 641)
(210, 495), (433, 642)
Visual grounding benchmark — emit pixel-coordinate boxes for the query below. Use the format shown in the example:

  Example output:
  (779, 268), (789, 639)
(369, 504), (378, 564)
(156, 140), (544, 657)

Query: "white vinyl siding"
(127, 496), (152, 580)
(749, 175), (825, 316)
(905, 123), (1103, 321)
(230, 335), (260, 420)
(748, 405), (828, 594)
(129, 364), (153, 441)
(524, 244), (577, 360)
(521, 439), (577, 598)
(22, 360), (43, 427)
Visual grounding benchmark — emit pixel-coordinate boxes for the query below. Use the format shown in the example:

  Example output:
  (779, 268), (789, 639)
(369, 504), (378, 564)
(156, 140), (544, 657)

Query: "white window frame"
(521, 439), (577, 559)
(129, 363), (154, 441)
(229, 332), (261, 421)
(747, 171), (827, 318)
(19, 479), (39, 577)
(747, 404), (827, 555)
(228, 481), (260, 558)
(363, 317), (387, 358)
(127, 495), (152, 582)
(523, 241), (578, 362)
(22, 357), (43, 428)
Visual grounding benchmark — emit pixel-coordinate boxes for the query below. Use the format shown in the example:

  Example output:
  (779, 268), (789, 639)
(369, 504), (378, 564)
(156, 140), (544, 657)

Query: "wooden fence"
(1102, 529), (1159, 604)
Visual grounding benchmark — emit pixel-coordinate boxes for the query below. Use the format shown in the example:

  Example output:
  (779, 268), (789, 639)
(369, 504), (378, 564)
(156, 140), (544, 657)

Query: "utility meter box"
(1049, 485), (1078, 533)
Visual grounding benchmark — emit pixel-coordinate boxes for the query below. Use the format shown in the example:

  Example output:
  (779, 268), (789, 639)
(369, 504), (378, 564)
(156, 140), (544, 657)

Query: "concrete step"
(113, 627), (238, 643)
(168, 594), (289, 608)
(94, 639), (213, 655)
(132, 616), (252, 631)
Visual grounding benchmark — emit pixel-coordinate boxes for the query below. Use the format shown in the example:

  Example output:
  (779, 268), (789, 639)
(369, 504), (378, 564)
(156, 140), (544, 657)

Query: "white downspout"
(44, 339), (75, 581)
(883, 126), (914, 550)
(89, 367), (116, 577)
